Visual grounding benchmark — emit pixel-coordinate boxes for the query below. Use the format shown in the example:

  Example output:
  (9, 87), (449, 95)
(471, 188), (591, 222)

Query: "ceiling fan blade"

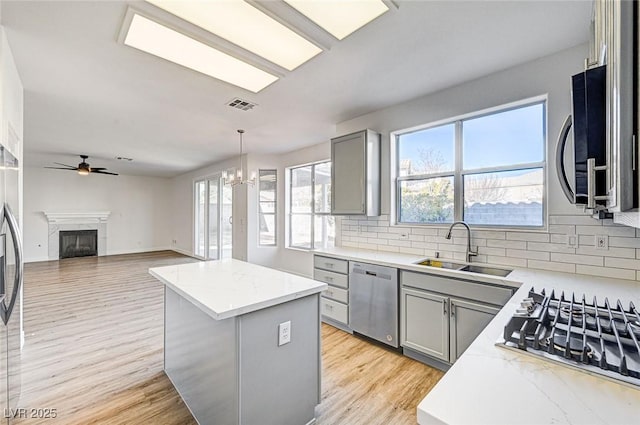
(91, 170), (119, 176)
(90, 167), (107, 171)
(44, 167), (78, 171)
(53, 162), (77, 168)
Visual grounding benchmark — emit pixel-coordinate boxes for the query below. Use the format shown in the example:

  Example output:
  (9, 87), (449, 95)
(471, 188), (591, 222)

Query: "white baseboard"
(106, 246), (173, 256)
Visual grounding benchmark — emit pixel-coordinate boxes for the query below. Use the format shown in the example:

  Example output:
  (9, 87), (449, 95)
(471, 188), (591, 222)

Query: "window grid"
(396, 100), (546, 228)
(288, 161), (332, 250)
(258, 169), (277, 246)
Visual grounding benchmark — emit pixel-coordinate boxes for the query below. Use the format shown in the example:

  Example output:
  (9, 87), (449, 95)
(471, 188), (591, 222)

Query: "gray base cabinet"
(164, 287), (321, 425)
(401, 271), (512, 365)
(449, 298), (500, 361)
(401, 288), (449, 362)
(314, 255), (350, 328)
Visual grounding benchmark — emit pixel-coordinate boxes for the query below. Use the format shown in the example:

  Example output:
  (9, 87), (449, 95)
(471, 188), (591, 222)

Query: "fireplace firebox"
(59, 230), (98, 259)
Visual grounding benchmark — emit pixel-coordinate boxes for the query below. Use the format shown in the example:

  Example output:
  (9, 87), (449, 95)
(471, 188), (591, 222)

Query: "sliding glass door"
(195, 176), (232, 260)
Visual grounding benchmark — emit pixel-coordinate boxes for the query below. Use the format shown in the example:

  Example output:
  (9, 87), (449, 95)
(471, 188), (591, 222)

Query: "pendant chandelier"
(223, 129), (256, 186)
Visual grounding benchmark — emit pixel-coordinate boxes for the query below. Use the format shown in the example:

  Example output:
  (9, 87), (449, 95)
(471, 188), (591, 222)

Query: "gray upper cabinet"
(331, 129), (380, 216)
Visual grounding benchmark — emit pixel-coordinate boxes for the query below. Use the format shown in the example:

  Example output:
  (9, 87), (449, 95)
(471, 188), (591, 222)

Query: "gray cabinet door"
(449, 298), (499, 361)
(332, 131), (366, 214)
(401, 287), (449, 362)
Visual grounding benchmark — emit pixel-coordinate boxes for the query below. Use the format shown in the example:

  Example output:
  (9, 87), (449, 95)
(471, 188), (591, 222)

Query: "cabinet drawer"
(314, 268), (348, 288)
(401, 271), (513, 306)
(321, 298), (348, 324)
(314, 256), (348, 274)
(323, 285), (348, 304)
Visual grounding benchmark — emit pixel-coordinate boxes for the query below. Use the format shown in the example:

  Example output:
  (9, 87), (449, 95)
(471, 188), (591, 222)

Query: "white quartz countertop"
(149, 259), (327, 320)
(418, 268), (640, 425)
(314, 246), (520, 288)
(314, 246), (640, 424)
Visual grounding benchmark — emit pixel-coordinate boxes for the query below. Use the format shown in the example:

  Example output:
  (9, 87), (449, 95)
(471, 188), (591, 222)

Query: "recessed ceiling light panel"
(284, 0), (389, 40)
(124, 13), (278, 93)
(146, 0), (322, 71)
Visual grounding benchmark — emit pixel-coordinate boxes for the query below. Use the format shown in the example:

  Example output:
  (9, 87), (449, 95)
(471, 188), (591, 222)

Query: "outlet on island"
(278, 321), (291, 346)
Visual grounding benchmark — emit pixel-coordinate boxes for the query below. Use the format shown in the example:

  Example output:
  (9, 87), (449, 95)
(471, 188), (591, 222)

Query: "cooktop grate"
(499, 288), (640, 388)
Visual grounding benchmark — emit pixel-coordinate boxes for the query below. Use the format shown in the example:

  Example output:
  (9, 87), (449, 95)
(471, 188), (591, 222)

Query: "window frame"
(287, 160), (333, 250)
(394, 97), (547, 230)
(257, 169), (277, 246)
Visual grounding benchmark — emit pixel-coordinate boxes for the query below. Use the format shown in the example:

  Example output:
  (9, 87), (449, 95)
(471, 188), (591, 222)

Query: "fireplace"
(44, 212), (110, 261)
(59, 230), (98, 259)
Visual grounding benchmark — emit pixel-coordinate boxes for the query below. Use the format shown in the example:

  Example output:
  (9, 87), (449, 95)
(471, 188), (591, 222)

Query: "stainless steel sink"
(414, 259), (466, 270)
(459, 265), (512, 277)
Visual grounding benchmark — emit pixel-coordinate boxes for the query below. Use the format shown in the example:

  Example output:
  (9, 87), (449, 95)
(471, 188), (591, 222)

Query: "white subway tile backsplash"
(528, 260), (576, 274)
(550, 252), (604, 266)
(604, 257), (640, 270)
(387, 239), (412, 248)
(486, 256), (527, 268)
(506, 249), (550, 261)
(549, 215), (601, 225)
(411, 241), (438, 250)
(577, 246), (636, 259)
(578, 235), (595, 246)
(609, 237), (640, 248)
(336, 214), (640, 280)
(576, 225), (634, 237)
(506, 232), (550, 242)
(410, 227), (440, 236)
(486, 239), (527, 249)
(527, 242), (576, 253)
(548, 225), (576, 235)
(477, 246), (506, 257)
(576, 265), (636, 280)
(437, 243), (467, 253)
(377, 245), (400, 253)
(474, 230), (507, 240)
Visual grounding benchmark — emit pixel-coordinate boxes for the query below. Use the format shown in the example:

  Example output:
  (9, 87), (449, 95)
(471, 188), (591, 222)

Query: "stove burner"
(560, 304), (584, 319)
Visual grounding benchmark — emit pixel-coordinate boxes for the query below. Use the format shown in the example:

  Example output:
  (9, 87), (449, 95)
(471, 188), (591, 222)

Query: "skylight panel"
(146, 0), (322, 71)
(124, 14), (279, 93)
(284, 0), (389, 40)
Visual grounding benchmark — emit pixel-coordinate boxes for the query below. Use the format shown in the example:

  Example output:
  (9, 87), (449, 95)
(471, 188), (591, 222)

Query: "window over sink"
(395, 98), (546, 228)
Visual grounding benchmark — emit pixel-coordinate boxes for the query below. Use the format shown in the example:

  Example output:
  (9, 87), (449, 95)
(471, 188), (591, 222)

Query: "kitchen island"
(149, 259), (327, 425)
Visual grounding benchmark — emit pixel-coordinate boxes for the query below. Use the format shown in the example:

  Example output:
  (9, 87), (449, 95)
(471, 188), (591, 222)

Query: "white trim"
(43, 211), (110, 224)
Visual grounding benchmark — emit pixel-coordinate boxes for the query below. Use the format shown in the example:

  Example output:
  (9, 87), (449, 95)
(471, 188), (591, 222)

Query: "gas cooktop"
(498, 288), (640, 389)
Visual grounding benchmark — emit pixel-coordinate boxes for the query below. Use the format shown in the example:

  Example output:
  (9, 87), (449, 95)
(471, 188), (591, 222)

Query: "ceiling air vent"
(226, 97), (257, 111)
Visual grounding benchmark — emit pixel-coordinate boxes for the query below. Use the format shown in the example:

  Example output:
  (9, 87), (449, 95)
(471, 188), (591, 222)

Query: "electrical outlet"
(566, 235), (578, 248)
(595, 234), (609, 250)
(278, 321), (291, 346)
(399, 232), (410, 240)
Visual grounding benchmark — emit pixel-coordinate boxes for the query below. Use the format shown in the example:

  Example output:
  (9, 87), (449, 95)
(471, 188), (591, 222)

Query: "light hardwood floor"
(16, 251), (443, 424)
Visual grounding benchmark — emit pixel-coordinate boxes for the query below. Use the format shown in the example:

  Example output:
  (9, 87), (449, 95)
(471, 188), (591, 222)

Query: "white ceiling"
(2, 0), (591, 177)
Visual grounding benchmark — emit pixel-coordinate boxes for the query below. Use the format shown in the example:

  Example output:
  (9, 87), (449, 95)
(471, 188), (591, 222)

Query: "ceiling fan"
(45, 155), (119, 176)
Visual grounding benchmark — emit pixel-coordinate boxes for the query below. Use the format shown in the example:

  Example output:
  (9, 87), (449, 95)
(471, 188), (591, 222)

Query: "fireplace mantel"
(44, 211), (110, 224)
(44, 212), (110, 260)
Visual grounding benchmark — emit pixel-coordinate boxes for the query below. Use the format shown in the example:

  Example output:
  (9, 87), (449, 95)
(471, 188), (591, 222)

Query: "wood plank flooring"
(16, 251), (443, 424)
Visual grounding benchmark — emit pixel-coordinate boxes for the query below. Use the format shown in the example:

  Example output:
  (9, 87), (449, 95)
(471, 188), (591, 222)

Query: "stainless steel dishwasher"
(349, 262), (399, 348)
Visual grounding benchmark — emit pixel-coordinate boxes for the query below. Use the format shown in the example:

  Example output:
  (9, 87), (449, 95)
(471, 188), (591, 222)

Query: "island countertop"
(149, 259), (327, 320)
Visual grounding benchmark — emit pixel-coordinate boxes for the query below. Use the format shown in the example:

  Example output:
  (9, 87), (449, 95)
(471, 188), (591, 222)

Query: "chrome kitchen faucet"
(445, 221), (477, 263)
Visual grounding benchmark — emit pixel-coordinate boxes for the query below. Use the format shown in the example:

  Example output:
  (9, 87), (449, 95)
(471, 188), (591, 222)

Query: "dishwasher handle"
(365, 271), (377, 277)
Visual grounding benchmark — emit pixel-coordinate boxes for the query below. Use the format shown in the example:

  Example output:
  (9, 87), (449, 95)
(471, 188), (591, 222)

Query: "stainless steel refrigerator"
(0, 144), (22, 422)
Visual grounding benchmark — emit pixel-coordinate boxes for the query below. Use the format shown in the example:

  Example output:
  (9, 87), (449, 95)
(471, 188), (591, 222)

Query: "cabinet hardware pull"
(326, 276), (333, 281)
(443, 300), (447, 315)
(450, 302), (455, 317)
(326, 263), (334, 268)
